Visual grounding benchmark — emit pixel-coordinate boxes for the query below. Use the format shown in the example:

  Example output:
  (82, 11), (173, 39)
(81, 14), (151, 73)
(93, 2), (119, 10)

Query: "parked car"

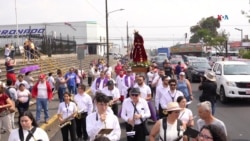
(211, 61), (250, 103)
(169, 58), (187, 73)
(186, 61), (211, 82)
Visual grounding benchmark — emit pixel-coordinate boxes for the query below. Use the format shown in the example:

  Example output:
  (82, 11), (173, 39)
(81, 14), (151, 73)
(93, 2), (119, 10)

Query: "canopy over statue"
(130, 31), (148, 63)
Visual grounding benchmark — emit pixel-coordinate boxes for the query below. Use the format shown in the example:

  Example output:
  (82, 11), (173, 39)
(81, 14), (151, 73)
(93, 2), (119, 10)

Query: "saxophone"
(58, 113), (75, 128)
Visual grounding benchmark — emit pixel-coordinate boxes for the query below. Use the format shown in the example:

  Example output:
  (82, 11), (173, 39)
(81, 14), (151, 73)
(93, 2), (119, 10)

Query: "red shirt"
(0, 94), (9, 113)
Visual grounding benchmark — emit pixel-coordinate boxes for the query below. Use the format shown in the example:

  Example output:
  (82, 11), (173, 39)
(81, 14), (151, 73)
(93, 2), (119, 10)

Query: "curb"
(40, 88), (91, 130)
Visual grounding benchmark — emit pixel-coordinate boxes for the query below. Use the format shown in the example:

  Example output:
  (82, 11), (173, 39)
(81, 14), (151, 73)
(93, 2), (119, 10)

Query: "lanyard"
(168, 90), (177, 102)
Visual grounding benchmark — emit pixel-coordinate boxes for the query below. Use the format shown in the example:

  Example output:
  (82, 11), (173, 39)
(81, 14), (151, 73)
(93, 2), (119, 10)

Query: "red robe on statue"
(130, 31), (147, 63)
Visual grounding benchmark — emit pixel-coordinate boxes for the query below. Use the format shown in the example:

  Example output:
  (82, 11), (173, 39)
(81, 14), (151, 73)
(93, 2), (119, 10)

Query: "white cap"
(179, 72), (185, 76)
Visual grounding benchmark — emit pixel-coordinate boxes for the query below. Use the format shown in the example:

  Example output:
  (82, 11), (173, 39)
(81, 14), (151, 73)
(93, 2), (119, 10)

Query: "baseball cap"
(107, 80), (114, 86)
(130, 87), (140, 94)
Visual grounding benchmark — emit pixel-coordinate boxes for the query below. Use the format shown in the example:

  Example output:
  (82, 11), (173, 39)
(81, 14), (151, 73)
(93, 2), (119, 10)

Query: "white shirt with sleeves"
(160, 90), (184, 109)
(17, 89), (30, 103)
(152, 74), (163, 87)
(101, 87), (120, 100)
(121, 97), (151, 125)
(86, 111), (121, 141)
(133, 83), (151, 99)
(8, 127), (49, 141)
(155, 84), (169, 110)
(74, 93), (93, 115)
(57, 101), (77, 120)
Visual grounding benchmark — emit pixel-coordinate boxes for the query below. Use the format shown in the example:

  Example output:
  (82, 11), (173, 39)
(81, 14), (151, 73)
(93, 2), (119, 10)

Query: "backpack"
(161, 117), (183, 141)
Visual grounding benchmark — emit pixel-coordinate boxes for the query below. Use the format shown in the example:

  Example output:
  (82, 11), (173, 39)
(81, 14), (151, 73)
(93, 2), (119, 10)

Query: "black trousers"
(75, 112), (88, 139)
(17, 100), (29, 116)
(61, 119), (77, 141)
(88, 77), (93, 86)
(111, 103), (118, 116)
(126, 122), (146, 141)
(159, 104), (165, 119)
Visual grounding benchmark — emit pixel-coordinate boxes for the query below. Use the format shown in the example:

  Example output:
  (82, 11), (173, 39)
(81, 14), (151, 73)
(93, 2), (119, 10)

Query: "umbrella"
(19, 65), (40, 74)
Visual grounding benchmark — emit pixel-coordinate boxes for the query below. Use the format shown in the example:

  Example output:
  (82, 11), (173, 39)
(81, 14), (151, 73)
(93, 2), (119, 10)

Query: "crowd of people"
(0, 56), (228, 141)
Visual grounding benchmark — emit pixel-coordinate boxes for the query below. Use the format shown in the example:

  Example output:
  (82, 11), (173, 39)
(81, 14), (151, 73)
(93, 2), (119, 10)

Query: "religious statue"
(130, 31), (148, 63)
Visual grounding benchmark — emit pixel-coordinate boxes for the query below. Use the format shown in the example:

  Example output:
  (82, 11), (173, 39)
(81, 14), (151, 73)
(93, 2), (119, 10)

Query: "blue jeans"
(58, 87), (66, 103)
(36, 98), (49, 121)
(67, 85), (76, 95)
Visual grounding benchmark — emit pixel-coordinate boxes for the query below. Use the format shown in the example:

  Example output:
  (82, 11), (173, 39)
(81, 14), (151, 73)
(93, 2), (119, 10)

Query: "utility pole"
(225, 40), (228, 57)
(127, 21), (129, 55)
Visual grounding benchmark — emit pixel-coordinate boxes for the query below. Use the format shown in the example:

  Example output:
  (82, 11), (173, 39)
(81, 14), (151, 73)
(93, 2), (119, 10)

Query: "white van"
(211, 61), (250, 103)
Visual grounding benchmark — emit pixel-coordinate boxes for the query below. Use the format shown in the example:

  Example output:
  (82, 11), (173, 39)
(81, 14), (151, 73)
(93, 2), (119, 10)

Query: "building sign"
(0, 28), (45, 36)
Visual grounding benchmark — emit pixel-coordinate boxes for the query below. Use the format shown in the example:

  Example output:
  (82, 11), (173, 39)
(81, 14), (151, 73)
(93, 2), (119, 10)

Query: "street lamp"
(235, 28), (243, 43)
(105, 0), (124, 64)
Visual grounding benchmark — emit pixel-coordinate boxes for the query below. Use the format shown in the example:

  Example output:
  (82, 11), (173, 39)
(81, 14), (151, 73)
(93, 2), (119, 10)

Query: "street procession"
(1, 0), (250, 141)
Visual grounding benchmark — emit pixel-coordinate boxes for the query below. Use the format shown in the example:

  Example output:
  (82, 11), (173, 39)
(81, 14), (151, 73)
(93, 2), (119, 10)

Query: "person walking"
(57, 92), (77, 141)
(86, 93), (121, 141)
(5, 57), (16, 85)
(16, 83), (31, 116)
(74, 84), (93, 141)
(32, 74), (53, 123)
(55, 70), (67, 103)
(198, 72), (217, 115)
(8, 110), (49, 141)
(177, 72), (193, 102)
(121, 88), (151, 141)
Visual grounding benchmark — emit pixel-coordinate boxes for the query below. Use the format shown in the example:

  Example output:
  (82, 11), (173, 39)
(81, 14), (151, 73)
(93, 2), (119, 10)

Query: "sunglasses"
(198, 133), (213, 140)
(131, 94), (139, 97)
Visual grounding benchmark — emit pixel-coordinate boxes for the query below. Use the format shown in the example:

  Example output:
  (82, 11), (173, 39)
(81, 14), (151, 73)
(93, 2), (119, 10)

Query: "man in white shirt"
(159, 78), (184, 118)
(74, 84), (93, 141)
(86, 94), (121, 141)
(151, 68), (165, 88)
(121, 87), (151, 141)
(155, 75), (170, 118)
(101, 80), (120, 116)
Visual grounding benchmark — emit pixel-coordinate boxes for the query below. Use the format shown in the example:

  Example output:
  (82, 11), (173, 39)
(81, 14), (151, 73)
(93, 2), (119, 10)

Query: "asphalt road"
(50, 83), (250, 141)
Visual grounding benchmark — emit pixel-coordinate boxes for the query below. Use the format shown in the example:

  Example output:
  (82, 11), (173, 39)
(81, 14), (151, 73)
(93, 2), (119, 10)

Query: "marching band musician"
(74, 84), (93, 141)
(101, 80), (120, 116)
(121, 87), (151, 141)
(57, 92), (77, 141)
(86, 93), (121, 141)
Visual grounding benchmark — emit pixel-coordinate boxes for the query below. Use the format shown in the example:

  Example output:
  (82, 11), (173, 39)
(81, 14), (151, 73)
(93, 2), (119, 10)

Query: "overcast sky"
(0, 0), (250, 48)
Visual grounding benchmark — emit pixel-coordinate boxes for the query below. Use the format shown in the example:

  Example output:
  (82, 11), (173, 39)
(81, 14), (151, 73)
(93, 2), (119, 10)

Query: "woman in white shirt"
(177, 96), (194, 141)
(8, 110), (49, 141)
(57, 92), (77, 141)
(16, 83), (31, 115)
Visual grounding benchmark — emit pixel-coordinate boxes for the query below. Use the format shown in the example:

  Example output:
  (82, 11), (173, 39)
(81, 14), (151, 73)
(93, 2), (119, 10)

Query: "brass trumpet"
(75, 109), (85, 119)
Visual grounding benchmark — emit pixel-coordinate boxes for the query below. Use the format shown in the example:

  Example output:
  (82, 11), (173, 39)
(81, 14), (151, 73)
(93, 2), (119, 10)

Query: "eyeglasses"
(199, 133), (213, 140)
(131, 94), (139, 97)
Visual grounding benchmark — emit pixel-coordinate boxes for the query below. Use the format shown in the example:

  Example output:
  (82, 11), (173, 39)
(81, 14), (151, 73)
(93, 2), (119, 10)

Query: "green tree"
(189, 16), (228, 54)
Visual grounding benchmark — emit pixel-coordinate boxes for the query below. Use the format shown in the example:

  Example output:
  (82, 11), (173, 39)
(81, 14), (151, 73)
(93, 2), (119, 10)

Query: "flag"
(64, 22), (76, 31)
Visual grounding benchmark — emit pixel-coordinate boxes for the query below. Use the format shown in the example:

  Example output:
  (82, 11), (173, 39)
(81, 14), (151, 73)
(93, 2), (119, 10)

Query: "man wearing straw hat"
(198, 71), (217, 115)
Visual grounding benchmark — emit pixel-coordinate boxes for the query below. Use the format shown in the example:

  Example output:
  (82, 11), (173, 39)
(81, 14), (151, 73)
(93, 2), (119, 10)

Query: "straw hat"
(166, 102), (182, 111)
(204, 71), (216, 81)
